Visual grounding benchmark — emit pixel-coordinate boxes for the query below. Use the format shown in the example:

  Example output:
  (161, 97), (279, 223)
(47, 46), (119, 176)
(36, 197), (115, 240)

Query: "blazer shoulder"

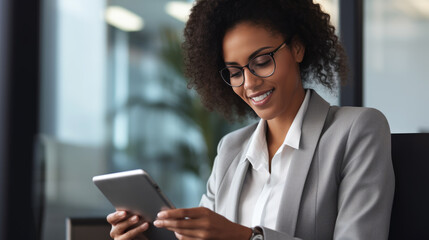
(218, 122), (258, 153)
(325, 106), (389, 131)
(212, 122), (257, 175)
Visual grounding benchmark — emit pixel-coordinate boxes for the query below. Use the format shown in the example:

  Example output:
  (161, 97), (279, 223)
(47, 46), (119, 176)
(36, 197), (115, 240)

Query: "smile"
(251, 89), (274, 102)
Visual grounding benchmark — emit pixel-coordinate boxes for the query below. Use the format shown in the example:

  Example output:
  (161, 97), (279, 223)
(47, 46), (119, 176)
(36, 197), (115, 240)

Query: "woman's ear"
(291, 37), (305, 63)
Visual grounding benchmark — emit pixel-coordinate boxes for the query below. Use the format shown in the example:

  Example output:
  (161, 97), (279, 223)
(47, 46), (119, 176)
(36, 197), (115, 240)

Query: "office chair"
(389, 133), (429, 239)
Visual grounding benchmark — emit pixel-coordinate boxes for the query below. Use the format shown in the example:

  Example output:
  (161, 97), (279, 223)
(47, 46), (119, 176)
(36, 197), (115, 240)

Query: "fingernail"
(118, 211), (126, 217)
(153, 220), (161, 227)
(141, 222), (149, 229)
(157, 211), (166, 218)
(131, 216), (138, 222)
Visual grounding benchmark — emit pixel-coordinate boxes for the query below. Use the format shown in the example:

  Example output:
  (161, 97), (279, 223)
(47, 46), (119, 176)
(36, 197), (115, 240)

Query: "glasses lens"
(221, 67), (243, 86)
(249, 55), (275, 77)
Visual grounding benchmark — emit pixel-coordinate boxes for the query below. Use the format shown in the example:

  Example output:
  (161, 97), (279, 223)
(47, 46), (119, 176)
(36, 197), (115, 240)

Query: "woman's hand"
(106, 211), (149, 240)
(153, 207), (252, 240)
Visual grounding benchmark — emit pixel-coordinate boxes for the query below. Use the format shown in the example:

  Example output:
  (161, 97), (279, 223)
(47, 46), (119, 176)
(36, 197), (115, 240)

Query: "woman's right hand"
(107, 211), (149, 240)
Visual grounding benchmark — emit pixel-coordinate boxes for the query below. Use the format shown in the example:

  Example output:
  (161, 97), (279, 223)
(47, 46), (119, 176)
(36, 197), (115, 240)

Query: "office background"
(0, 0), (428, 239)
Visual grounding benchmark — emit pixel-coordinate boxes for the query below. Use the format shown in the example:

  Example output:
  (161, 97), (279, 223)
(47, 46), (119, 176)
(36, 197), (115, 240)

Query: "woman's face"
(222, 22), (305, 121)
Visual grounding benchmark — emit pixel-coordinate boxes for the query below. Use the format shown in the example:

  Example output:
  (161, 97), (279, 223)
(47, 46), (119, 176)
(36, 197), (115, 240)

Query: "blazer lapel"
(223, 124), (257, 222)
(276, 90), (330, 234)
(225, 159), (250, 222)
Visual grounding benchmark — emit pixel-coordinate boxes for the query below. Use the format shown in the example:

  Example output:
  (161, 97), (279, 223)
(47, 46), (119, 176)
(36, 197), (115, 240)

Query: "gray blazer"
(200, 90), (395, 240)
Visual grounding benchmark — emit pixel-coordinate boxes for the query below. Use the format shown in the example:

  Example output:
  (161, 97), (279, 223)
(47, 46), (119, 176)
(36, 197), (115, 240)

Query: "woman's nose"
(243, 68), (263, 90)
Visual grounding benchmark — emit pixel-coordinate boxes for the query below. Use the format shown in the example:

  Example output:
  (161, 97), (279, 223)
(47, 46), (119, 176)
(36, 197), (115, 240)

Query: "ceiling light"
(409, 0), (429, 17)
(165, 1), (193, 23)
(105, 6), (144, 32)
(394, 0), (429, 18)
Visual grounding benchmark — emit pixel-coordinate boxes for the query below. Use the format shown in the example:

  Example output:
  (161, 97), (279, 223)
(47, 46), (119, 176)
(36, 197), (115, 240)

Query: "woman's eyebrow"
(248, 46), (272, 61)
(225, 46), (273, 66)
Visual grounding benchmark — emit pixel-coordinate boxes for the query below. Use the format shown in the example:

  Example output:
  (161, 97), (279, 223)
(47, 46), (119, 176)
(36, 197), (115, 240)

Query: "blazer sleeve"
(333, 108), (395, 240)
(199, 137), (224, 211)
(199, 161), (216, 211)
(259, 227), (302, 240)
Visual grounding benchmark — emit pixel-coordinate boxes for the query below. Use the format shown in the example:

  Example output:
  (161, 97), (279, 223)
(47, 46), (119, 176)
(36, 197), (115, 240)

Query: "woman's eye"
(254, 60), (270, 67)
(230, 71), (242, 78)
(251, 56), (272, 68)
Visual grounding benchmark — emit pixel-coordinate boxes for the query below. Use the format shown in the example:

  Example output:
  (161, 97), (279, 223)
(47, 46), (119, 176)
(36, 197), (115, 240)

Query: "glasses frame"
(219, 40), (289, 87)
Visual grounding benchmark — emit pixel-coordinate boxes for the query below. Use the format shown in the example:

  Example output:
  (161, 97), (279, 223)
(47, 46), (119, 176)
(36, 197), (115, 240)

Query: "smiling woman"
(222, 23), (305, 124)
(107, 1), (395, 240)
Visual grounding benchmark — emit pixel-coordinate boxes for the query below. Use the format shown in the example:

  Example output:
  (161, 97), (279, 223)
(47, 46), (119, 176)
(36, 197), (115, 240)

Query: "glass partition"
(40, 1), (239, 239)
(364, 0), (429, 133)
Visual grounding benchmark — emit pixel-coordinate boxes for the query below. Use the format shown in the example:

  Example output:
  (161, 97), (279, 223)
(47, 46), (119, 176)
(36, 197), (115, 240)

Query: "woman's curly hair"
(183, 0), (348, 120)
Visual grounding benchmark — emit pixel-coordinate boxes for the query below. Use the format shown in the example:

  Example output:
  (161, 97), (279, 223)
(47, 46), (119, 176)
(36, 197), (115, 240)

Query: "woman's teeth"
(251, 89), (273, 102)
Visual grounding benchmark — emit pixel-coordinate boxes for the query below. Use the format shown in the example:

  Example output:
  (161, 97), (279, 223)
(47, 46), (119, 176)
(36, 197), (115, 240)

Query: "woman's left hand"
(153, 207), (252, 240)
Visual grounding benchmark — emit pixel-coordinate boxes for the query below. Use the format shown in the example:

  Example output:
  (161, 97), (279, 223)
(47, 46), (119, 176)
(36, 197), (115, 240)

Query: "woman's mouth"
(250, 89), (274, 105)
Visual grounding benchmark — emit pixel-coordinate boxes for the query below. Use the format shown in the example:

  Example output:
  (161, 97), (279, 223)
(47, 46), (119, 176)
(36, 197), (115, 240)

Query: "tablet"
(93, 169), (176, 239)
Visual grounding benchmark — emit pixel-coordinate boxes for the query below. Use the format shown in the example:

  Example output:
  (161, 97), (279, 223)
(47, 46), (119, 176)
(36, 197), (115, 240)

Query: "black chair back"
(389, 133), (429, 239)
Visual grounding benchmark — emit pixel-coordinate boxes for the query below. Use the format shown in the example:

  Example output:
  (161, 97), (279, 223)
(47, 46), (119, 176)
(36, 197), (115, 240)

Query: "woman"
(107, 0), (395, 239)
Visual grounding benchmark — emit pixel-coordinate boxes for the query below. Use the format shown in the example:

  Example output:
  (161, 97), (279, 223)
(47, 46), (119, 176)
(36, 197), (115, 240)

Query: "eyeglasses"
(219, 40), (288, 87)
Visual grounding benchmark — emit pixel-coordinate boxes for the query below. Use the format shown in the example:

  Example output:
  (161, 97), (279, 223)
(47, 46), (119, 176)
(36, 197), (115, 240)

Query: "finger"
(170, 228), (210, 239)
(110, 215), (140, 237)
(154, 218), (207, 230)
(174, 231), (201, 240)
(117, 222), (149, 240)
(107, 211), (127, 225)
(158, 207), (210, 219)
